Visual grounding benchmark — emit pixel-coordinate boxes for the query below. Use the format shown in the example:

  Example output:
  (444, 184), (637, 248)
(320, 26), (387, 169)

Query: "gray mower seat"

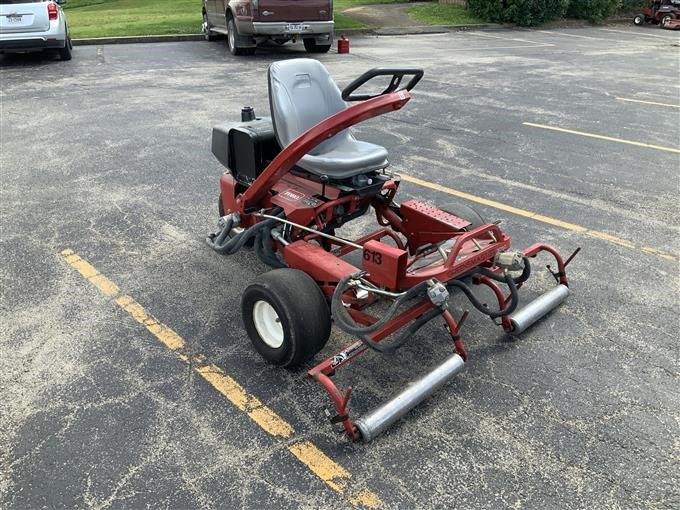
(268, 59), (389, 180)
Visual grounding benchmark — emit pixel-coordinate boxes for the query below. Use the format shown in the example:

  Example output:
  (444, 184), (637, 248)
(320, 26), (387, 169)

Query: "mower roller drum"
(207, 59), (579, 442)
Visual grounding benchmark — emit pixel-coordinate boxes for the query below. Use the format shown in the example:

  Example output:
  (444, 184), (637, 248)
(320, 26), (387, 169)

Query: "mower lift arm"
(237, 90), (412, 211)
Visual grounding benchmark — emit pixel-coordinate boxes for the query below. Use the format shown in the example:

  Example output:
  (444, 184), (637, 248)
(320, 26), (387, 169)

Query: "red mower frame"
(211, 63), (578, 441)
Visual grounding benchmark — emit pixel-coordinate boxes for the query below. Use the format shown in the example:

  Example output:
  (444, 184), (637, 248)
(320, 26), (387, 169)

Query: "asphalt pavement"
(1, 25), (679, 509)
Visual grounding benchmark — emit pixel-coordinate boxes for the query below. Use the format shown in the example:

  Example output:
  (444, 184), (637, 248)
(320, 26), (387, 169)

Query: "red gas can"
(337, 35), (350, 54)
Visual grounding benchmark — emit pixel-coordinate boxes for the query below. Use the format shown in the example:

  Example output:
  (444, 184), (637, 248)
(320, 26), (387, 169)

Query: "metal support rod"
(254, 212), (363, 249)
(355, 353), (465, 442)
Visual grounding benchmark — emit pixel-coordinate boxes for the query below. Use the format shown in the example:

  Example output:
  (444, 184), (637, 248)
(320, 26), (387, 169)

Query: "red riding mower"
(207, 59), (578, 442)
(634, 0), (680, 27)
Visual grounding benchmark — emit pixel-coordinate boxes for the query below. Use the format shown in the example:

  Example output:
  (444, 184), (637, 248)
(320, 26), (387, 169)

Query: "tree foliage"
(467, 0), (570, 26)
(467, 0), (634, 26)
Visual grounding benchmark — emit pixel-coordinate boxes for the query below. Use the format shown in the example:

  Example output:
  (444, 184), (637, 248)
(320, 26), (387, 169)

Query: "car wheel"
(439, 200), (486, 230)
(242, 269), (331, 367)
(303, 38), (331, 54)
(660, 14), (674, 27)
(59, 33), (72, 61)
(203, 12), (219, 41)
(633, 15), (644, 25)
(227, 17), (253, 55)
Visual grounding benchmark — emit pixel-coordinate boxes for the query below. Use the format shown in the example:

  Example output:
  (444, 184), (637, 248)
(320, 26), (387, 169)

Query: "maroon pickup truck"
(202, 0), (334, 55)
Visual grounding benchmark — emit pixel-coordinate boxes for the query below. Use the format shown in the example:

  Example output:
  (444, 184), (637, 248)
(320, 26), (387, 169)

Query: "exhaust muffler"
(509, 284), (570, 334)
(355, 353), (465, 442)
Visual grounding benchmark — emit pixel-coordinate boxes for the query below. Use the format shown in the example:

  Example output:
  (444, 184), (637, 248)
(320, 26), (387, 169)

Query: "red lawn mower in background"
(207, 59), (578, 442)
(633, 0), (680, 27)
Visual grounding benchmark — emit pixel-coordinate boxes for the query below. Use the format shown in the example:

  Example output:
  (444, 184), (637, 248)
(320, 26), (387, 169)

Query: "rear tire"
(660, 14), (674, 27)
(242, 269), (331, 367)
(227, 17), (254, 56)
(59, 33), (72, 61)
(303, 38), (331, 53)
(439, 200), (486, 229)
(633, 15), (644, 26)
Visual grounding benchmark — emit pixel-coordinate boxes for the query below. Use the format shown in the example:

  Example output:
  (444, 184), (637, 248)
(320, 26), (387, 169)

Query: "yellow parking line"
(196, 363), (295, 438)
(61, 249), (121, 296)
(523, 122), (680, 153)
(616, 97), (680, 109)
(60, 249), (381, 509)
(399, 175), (677, 263)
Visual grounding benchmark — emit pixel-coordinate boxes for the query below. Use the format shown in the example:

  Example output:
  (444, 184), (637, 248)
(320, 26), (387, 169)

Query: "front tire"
(203, 12), (219, 41)
(303, 38), (331, 53)
(242, 269), (331, 367)
(633, 15), (644, 26)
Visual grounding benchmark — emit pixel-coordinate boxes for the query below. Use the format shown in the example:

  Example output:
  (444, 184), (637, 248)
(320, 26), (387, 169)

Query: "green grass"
(335, 0), (406, 7)
(63, 0), (372, 37)
(334, 0), (406, 28)
(63, 0), (472, 39)
(64, 0), (202, 38)
(335, 12), (367, 30)
(406, 4), (483, 25)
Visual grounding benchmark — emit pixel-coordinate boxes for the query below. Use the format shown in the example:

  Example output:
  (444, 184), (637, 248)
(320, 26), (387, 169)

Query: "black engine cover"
(211, 117), (281, 186)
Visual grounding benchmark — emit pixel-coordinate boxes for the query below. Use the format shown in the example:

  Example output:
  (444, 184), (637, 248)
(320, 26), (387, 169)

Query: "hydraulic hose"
(446, 269), (519, 318)
(475, 256), (532, 285)
(332, 275), (431, 335)
(207, 208), (285, 256)
(254, 225), (287, 268)
(212, 216), (234, 246)
(331, 275), (443, 354)
(332, 260), (524, 353)
(208, 219), (264, 254)
(353, 307), (444, 355)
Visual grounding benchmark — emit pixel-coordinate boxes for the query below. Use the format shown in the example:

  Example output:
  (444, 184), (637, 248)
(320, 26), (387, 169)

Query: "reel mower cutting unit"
(208, 59), (578, 442)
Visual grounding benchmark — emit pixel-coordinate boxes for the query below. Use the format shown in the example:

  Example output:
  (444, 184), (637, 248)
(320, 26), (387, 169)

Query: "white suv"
(0, 0), (72, 60)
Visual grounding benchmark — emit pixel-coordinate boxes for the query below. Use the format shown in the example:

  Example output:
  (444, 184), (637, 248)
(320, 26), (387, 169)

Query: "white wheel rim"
(253, 300), (284, 349)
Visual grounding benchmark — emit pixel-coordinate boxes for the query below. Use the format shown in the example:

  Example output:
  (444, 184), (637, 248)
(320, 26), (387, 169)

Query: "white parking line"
(466, 31), (553, 46)
(373, 45), (555, 62)
(535, 29), (608, 40)
(602, 28), (680, 39)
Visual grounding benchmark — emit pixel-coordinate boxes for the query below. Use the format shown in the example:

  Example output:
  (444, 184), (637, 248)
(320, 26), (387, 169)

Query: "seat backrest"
(268, 59), (349, 154)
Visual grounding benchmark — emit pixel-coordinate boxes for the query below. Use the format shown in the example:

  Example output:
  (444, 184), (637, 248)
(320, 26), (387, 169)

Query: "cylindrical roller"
(509, 284), (570, 334)
(355, 353), (465, 442)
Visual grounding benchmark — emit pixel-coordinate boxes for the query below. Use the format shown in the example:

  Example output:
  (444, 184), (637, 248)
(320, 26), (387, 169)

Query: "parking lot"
(1, 25), (679, 509)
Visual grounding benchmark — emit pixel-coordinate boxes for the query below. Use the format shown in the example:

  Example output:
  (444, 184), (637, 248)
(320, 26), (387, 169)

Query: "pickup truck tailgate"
(255, 0), (332, 22)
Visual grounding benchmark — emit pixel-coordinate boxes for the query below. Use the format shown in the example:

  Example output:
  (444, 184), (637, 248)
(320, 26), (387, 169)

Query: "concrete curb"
(73, 23), (496, 46)
(71, 18), (635, 46)
(73, 23), (503, 46)
(72, 24), (501, 46)
(73, 34), (205, 46)
(337, 23), (502, 36)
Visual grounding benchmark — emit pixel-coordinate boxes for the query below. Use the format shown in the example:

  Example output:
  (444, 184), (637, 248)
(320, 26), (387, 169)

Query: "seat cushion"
(298, 136), (388, 179)
(268, 59), (389, 180)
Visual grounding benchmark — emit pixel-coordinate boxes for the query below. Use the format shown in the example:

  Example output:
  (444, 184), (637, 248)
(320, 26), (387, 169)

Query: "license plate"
(286, 23), (305, 33)
(7, 15), (23, 23)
